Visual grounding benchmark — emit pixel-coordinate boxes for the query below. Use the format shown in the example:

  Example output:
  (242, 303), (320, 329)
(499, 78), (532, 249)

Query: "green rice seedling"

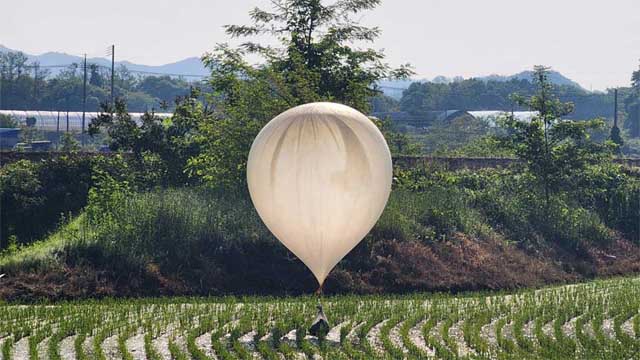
(168, 337), (189, 360)
(117, 326), (135, 360)
(211, 333), (235, 360)
(398, 313), (426, 358)
(28, 326), (49, 360)
(256, 340), (279, 360)
(185, 326), (212, 360)
(2, 336), (14, 360)
(144, 332), (163, 360)
(74, 333), (88, 360)
(379, 315), (404, 358)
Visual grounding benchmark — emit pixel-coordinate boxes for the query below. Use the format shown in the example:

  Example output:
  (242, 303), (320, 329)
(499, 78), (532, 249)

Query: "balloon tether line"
(315, 282), (325, 308)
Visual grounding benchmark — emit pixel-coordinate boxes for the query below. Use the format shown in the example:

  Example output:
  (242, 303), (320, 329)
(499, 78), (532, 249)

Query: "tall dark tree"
(190, 0), (412, 189)
(500, 66), (615, 206)
(89, 64), (104, 87)
(625, 61), (640, 137)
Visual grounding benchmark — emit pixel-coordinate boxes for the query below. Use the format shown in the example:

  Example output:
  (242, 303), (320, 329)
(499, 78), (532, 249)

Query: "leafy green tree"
(370, 94), (400, 113)
(399, 76), (616, 121)
(59, 132), (81, 152)
(89, 64), (104, 87)
(0, 160), (42, 248)
(624, 61), (640, 137)
(89, 93), (201, 186)
(374, 117), (422, 156)
(0, 114), (18, 128)
(19, 125), (44, 144)
(0, 50), (191, 112)
(609, 124), (623, 151)
(138, 76), (191, 104)
(89, 99), (139, 151)
(191, 0), (412, 189)
(500, 66), (615, 205)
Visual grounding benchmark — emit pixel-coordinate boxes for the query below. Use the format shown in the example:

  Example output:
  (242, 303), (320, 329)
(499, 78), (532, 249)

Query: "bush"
(400, 164), (634, 248)
(0, 158), (92, 249)
(0, 153), (178, 250)
(0, 114), (19, 128)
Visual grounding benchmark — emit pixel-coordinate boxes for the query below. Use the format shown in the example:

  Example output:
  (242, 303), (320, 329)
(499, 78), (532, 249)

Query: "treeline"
(0, 51), (197, 112)
(378, 76), (640, 136)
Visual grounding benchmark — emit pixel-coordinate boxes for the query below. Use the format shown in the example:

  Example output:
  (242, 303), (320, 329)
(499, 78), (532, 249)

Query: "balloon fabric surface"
(247, 102), (393, 286)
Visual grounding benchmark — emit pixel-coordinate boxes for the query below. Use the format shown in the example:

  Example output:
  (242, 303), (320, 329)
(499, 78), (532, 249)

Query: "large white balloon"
(247, 102), (393, 286)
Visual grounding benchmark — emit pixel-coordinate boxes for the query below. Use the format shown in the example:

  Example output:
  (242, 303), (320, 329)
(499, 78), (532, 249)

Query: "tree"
(59, 132), (80, 152)
(499, 66), (615, 205)
(370, 94), (399, 113)
(89, 93), (201, 186)
(89, 64), (104, 87)
(625, 61), (640, 137)
(376, 118), (421, 155)
(610, 124), (624, 151)
(191, 0), (412, 189)
(0, 114), (18, 128)
(138, 76), (190, 105)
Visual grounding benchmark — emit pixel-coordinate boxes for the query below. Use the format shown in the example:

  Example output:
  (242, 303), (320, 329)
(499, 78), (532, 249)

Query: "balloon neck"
(315, 282), (324, 296)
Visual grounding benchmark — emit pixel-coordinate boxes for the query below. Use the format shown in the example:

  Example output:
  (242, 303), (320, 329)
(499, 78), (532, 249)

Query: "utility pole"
(110, 45), (115, 108)
(56, 111), (60, 150)
(614, 88), (618, 127)
(33, 65), (38, 109)
(82, 54), (87, 145)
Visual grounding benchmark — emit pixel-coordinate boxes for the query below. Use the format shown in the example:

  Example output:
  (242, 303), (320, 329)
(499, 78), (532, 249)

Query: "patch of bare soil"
(366, 320), (388, 355)
(59, 335), (76, 360)
(408, 319), (435, 356)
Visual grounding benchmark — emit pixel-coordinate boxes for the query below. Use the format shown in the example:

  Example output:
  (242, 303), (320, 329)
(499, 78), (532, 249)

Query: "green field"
(0, 277), (638, 360)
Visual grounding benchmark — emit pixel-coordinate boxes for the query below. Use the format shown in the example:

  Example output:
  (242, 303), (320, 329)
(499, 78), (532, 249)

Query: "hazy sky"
(3, 0), (639, 90)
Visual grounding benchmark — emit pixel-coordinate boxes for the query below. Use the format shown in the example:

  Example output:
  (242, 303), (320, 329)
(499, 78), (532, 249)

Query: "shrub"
(0, 158), (91, 248)
(0, 153), (178, 250)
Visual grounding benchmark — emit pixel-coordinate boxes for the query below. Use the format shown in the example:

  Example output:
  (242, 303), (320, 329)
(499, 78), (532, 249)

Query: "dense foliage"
(190, 0), (412, 189)
(89, 94), (202, 186)
(1, 158), (638, 297)
(624, 62), (640, 137)
(0, 157), (92, 249)
(399, 76), (624, 122)
(0, 51), (194, 112)
(0, 152), (178, 251)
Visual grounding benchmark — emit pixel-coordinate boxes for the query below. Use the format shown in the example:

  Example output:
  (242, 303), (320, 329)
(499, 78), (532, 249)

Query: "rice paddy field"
(0, 277), (638, 360)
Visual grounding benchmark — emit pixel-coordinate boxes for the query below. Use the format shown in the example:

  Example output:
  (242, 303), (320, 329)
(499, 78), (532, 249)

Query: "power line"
(22, 63), (209, 79)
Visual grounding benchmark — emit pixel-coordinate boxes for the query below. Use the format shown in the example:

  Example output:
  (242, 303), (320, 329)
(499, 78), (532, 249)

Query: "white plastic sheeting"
(468, 111), (538, 126)
(247, 102), (392, 286)
(0, 110), (172, 131)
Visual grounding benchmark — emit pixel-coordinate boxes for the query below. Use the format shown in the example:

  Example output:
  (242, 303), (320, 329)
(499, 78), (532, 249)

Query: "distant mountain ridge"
(0, 45), (209, 77)
(478, 70), (583, 89)
(2, 45), (584, 96)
